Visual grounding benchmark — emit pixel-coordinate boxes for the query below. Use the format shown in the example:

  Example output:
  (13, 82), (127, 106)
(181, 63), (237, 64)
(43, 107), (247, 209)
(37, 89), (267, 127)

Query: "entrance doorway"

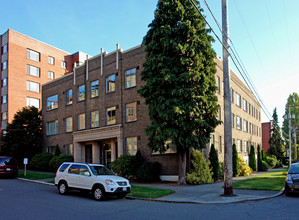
(100, 143), (112, 168)
(85, 145), (92, 163)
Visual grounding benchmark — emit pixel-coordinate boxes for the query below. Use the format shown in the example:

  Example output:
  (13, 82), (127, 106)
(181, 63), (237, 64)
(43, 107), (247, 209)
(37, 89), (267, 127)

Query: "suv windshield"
(0, 158), (16, 165)
(89, 166), (115, 176)
(289, 165), (299, 174)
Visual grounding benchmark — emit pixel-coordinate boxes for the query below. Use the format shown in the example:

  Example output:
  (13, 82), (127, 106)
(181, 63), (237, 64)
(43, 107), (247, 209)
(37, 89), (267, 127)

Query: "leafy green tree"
(232, 144), (240, 177)
(138, 0), (220, 184)
(268, 108), (283, 160)
(282, 93), (299, 161)
(249, 145), (257, 172)
(257, 145), (263, 171)
(2, 107), (42, 164)
(209, 144), (219, 181)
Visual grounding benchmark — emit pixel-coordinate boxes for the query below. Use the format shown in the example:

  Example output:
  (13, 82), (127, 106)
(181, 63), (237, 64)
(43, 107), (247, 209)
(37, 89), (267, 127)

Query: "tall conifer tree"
(139, 0), (220, 184)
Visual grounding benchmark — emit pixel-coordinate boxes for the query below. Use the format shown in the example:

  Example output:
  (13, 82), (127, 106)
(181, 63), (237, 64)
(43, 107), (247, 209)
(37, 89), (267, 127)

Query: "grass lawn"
(233, 169), (288, 191)
(17, 171), (55, 180)
(127, 185), (175, 199)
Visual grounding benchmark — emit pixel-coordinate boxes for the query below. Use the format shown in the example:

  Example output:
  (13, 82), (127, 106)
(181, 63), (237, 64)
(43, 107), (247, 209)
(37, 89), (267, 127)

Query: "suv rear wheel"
(58, 181), (68, 195)
(92, 185), (104, 201)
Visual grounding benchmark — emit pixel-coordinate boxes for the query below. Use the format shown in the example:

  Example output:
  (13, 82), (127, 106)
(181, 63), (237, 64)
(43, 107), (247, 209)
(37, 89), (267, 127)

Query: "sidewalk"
(18, 169), (285, 204)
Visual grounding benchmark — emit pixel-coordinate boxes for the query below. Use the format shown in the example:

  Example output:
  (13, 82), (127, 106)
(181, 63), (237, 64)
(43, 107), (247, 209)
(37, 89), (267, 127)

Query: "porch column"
(92, 141), (100, 164)
(117, 135), (124, 157)
(74, 142), (83, 162)
(111, 141), (116, 161)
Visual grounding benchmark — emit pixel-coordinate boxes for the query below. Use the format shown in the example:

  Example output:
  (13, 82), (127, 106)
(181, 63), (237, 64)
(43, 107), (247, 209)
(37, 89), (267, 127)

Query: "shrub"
(275, 160), (283, 168)
(136, 162), (161, 182)
(238, 156), (253, 176)
(186, 150), (213, 184)
(131, 150), (144, 174)
(232, 143), (240, 177)
(261, 160), (269, 171)
(266, 155), (278, 168)
(261, 149), (266, 161)
(29, 152), (53, 171)
(54, 145), (61, 156)
(257, 145), (263, 172)
(49, 154), (74, 171)
(218, 162), (225, 181)
(110, 154), (135, 178)
(249, 145), (257, 171)
(209, 144), (219, 181)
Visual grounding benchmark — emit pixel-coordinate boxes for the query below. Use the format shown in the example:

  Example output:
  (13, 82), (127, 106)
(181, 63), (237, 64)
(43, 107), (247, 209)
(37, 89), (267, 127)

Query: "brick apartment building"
(262, 122), (272, 153)
(0, 29), (88, 139)
(42, 45), (262, 180)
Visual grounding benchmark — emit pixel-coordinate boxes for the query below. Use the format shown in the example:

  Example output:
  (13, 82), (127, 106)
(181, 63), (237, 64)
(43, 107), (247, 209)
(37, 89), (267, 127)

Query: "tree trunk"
(178, 149), (187, 185)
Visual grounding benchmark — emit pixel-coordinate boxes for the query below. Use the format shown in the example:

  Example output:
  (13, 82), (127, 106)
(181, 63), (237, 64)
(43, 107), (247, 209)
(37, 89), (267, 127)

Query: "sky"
(0, 0), (298, 125)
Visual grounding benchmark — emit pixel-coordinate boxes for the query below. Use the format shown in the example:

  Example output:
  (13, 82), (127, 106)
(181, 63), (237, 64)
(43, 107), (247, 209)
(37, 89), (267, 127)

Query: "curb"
(17, 178), (55, 186)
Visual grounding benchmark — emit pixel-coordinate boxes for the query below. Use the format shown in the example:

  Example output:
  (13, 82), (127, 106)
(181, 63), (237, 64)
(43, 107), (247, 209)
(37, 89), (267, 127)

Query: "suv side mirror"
(84, 172), (91, 176)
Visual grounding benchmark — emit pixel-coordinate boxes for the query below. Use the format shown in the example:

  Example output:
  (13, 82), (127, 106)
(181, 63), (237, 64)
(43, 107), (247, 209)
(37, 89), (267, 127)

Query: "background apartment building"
(42, 45), (261, 180)
(0, 29), (88, 140)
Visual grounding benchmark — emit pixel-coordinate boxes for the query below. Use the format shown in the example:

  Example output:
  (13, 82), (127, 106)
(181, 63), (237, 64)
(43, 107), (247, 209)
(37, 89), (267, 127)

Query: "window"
(27, 65), (40, 77)
(27, 81), (40, 93)
(27, 97), (40, 108)
(47, 120), (58, 135)
(48, 56), (55, 65)
(106, 106), (116, 125)
(106, 74), (115, 93)
(218, 106), (221, 120)
(237, 140), (242, 152)
(231, 88), (234, 103)
(243, 99), (247, 112)
(47, 94), (58, 111)
(216, 76), (220, 93)
(249, 122), (252, 134)
(243, 120), (248, 132)
(248, 103), (251, 115)
(244, 141), (248, 153)
(126, 102), (137, 122)
(65, 117), (73, 132)
(61, 61), (67, 69)
(90, 80), (99, 98)
(27, 49), (40, 62)
(78, 113), (85, 130)
(77, 85), (85, 102)
(2, 112), (8, 121)
(91, 110), (99, 128)
(232, 113), (235, 128)
(48, 71), (55, 80)
(236, 93), (241, 107)
(125, 68), (136, 89)
(65, 144), (74, 156)
(219, 136), (222, 153)
(126, 137), (137, 155)
(236, 116), (242, 130)
(2, 95), (7, 104)
(65, 89), (72, 105)
(1, 44), (7, 54)
(210, 134), (215, 146)
(2, 78), (7, 87)
(47, 146), (55, 154)
(1, 60), (7, 70)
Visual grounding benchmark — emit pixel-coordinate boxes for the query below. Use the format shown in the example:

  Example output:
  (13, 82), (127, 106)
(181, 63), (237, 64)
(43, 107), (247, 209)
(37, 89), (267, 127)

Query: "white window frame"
(126, 137), (138, 155)
(47, 94), (58, 111)
(106, 74), (116, 93)
(126, 102), (137, 122)
(65, 117), (73, 132)
(46, 120), (58, 136)
(91, 110), (100, 128)
(106, 106), (116, 125)
(48, 71), (55, 80)
(27, 49), (40, 62)
(90, 80), (99, 98)
(27, 97), (40, 108)
(125, 68), (136, 89)
(78, 113), (85, 130)
(27, 81), (40, 93)
(48, 56), (55, 65)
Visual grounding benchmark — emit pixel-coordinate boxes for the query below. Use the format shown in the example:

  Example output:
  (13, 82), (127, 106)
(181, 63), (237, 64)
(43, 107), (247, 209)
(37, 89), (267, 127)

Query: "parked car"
(285, 163), (299, 196)
(0, 156), (18, 177)
(55, 162), (131, 201)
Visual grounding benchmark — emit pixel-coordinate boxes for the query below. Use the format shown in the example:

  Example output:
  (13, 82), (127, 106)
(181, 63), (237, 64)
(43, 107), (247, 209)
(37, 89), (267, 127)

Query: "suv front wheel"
(92, 185), (104, 201)
(58, 181), (68, 195)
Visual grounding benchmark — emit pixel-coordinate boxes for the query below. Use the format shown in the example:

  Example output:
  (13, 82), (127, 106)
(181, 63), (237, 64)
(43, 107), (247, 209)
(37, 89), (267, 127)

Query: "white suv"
(55, 162), (131, 201)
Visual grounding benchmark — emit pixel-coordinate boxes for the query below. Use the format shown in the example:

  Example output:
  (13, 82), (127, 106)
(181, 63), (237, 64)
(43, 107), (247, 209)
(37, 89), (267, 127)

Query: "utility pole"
(288, 105), (292, 167)
(294, 128), (297, 162)
(222, 0), (233, 196)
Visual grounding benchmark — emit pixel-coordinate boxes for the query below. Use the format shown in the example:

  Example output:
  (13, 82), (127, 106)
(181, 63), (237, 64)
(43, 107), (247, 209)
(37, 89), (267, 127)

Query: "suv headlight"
(287, 175), (293, 184)
(105, 179), (116, 185)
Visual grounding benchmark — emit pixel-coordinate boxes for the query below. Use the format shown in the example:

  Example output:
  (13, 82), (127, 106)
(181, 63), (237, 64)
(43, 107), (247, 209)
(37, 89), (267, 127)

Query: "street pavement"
(18, 168), (285, 204)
